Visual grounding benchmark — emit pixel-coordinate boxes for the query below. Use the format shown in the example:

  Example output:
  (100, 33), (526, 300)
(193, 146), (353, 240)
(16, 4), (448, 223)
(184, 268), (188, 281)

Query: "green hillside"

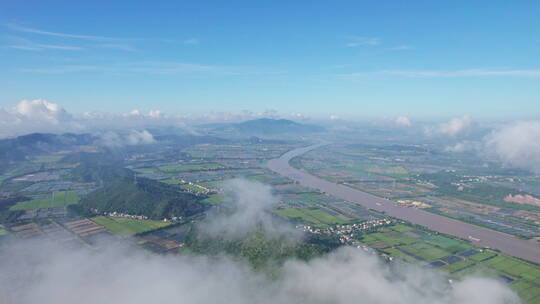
(79, 177), (209, 219)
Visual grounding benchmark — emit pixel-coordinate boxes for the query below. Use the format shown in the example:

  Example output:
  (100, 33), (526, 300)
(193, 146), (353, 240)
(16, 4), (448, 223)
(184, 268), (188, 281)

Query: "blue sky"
(1, 0), (539, 119)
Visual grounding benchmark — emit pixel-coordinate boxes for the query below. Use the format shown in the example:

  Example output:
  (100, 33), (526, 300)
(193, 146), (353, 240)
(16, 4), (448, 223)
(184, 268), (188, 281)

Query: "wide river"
(267, 143), (540, 264)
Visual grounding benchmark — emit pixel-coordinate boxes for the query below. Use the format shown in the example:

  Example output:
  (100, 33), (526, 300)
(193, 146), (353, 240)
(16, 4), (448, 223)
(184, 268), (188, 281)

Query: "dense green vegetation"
(360, 223), (540, 304)
(91, 216), (171, 235)
(0, 133), (95, 166)
(68, 153), (132, 183)
(79, 177), (209, 219)
(159, 163), (223, 172)
(202, 194), (225, 204)
(0, 196), (26, 223)
(275, 206), (348, 228)
(184, 226), (340, 270)
(10, 191), (79, 211)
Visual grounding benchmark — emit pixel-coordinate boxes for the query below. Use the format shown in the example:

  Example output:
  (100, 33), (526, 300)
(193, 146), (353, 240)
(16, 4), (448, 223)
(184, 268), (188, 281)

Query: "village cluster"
(298, 218), (396, 244)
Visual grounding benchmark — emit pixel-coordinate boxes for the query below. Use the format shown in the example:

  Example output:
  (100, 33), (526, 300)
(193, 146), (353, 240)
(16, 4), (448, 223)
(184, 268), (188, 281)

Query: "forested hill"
(0, 133), (95, 164)
(78, 177), (209, 219)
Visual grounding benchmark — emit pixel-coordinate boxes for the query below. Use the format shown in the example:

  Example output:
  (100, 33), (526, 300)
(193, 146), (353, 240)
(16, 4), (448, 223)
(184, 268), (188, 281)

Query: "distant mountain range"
(0, 119), (323, 165)
(211, 118), (325, 135)
(0, 133), (95, 163)
(0, 132), (227, 165)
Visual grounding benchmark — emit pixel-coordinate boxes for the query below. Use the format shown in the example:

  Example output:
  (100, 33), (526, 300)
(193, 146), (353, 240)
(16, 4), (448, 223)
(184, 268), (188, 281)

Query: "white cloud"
(14, 99), (71, 124)
(346, 37), (381, 47)
(0, 100), (179, 138)
(20, 61), (284, 76)
(97, 43), (137, 52)
(127, 109), (142, 116)
(6, 23), (120, 41)
(0, 239), (520, 304)
(380, 69), (540, 78)
(0, 99), (83, 138)
(20, 65), (99, 74)
(485, 121), (540, 173)
(126, 130), (155, 145)
(202, 179), (301, 240)
(0, 99), (318, 138)
(388, 45), (413, 51)
(340, 69), (540, 80)
(288, 112), (310, 121)
(444, 141), (481, 153)
(329, 114), (340, 120)
(148, 110), (162, 118)
(9, 41), (83, 51)
(395, 116), (412, 127)
(438, 116), (473, 136)
(426, 116), (473, 137)
(183, 38), (199, 45)
(95, 130), (155, 147)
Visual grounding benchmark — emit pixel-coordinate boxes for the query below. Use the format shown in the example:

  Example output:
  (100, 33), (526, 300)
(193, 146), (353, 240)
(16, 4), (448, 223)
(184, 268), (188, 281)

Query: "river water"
(267, 144), (540, 264)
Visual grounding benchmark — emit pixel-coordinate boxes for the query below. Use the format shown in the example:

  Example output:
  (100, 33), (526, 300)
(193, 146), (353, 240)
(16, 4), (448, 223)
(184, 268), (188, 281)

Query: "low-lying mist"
(0, 178), (521, 304)
(0, 238), (519, 304)
(200, 179), (302, 241)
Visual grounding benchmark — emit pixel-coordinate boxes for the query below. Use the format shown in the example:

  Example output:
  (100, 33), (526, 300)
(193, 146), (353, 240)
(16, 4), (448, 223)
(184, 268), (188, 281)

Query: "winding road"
(268, 143), (540, 264)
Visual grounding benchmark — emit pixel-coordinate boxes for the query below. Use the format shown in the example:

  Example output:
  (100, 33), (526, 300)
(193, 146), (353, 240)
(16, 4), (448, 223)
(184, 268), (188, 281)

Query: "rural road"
(267, 143), (540, 264)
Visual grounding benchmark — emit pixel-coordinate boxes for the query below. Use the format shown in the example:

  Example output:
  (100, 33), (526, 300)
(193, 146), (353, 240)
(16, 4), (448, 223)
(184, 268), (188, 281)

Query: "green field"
(421, 235), (473, 253)
(361, 223), (540, 304)
(485, 255), (540, 280)
(10, 191), (80, 211)
(390, 224), (413, 233)
(132, 168), (156, 173)
(298, 193), (328, 203)
(442, 259), (475, 273)
(275, 207), (348, 227)
(469, 250), (497, 262)
(159, 163), (223, 172)
(361, 232), (417, 247)
(399, 242), (451, 261)
(380, 248), (418, 263)
(512, 281), (540, 304)
(90, 216), (171, 235)
(451, 263), (498, 279)
(202, 194), (225, 204)
(337, 163), (409, 179)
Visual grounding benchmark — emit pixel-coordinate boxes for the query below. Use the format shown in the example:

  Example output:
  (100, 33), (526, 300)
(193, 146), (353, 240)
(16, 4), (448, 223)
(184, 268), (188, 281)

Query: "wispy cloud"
(6, 37), (83, 51)
(96, 43), (137, 52)
(20, 65), (99, 74)
(9, 43), (83, 51)
(388, 45), (413, 51)
(381, 69), (540, 78)
(19, 61), (284, 76)
(6, 23), (120, 41)
(345, 36), (381, 47)
(183, 38), (199, 45)
(340, 69), (540, 79)
(5, 24), (194, 53)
